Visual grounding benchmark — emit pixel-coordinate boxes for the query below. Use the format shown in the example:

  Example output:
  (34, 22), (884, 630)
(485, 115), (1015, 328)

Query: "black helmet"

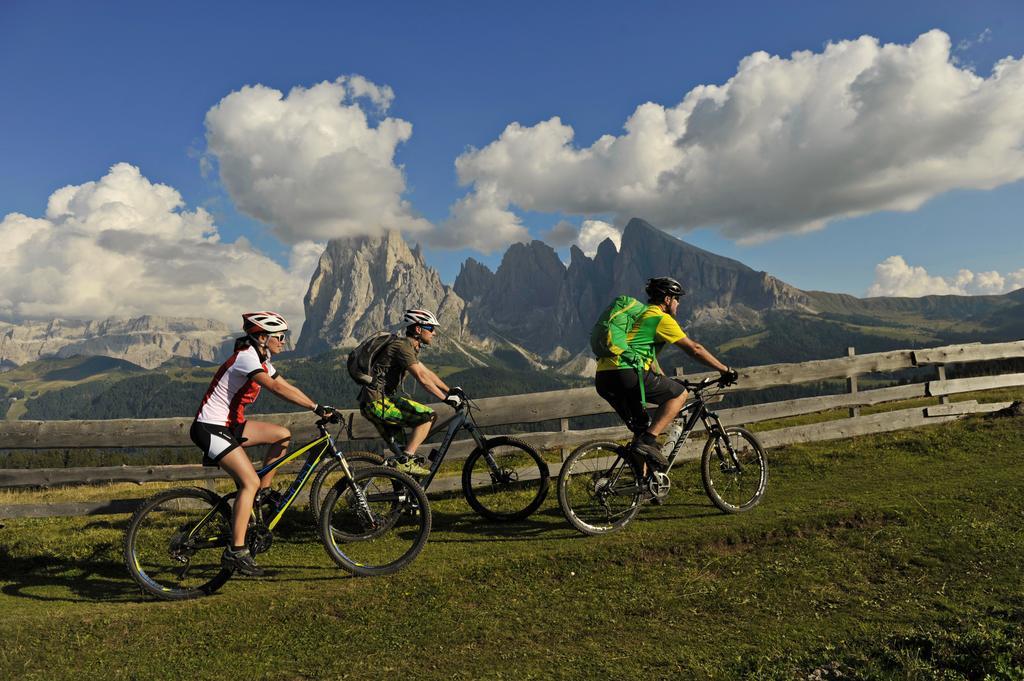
(645, 276), (684, 300)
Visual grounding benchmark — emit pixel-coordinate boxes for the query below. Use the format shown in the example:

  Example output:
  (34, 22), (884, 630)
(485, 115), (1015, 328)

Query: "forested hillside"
(13, 349), (588, 420)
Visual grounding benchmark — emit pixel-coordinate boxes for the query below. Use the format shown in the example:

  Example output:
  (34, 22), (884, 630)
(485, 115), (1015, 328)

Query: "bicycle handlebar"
(315, 405), (343, 427)
(311, 391), (475, 431)
(672, 375), (733, 391)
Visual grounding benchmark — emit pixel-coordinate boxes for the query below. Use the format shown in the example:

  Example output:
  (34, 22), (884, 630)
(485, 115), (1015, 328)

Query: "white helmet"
(403, 308), (440, 328)
(242, 311), (289, 335)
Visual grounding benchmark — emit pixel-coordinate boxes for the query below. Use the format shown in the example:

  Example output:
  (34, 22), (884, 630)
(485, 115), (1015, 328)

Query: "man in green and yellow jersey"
(595, 276), (737, 470)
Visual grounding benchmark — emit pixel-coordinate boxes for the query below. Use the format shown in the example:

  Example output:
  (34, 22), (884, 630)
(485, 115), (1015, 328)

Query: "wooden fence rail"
(0, 339), (1021, 518)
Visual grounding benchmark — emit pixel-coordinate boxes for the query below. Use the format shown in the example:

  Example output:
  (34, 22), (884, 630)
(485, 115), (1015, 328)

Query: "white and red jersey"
(196, 346), (277, 427)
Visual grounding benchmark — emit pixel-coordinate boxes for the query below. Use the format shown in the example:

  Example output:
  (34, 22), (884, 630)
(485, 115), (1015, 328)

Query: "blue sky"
(1, 1), (1022, 326)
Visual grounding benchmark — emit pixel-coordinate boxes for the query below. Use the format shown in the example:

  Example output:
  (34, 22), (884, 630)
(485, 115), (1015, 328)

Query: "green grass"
(1, 415), (1023, 680)
(719, 330), (770, 352)
(746, 386), (1022, 433)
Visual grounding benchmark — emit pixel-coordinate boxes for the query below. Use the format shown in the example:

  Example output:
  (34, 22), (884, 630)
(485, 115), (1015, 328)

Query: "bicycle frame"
(660, 385), (739, 474)
(380, 406), (487, 489)
(252, 422), (355, 531)
(578, 382), (739, 505)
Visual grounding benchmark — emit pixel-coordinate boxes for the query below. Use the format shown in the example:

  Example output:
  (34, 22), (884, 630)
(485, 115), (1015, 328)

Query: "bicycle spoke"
(701, 427), (768, 513)
(124, 489), (233, 600)
(321, 466), (431, 576)
(558, 442), (642, 535)
(462, 437), (549, 521)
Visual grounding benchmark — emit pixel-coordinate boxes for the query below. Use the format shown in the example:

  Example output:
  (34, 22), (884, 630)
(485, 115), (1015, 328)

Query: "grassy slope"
(1, 413), (1023, 680)
(1, 356), (149, 421)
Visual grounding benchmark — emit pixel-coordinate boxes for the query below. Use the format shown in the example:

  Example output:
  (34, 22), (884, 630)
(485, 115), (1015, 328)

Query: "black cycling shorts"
(595, 368), (685, 434)
(190, 420), (246, 466)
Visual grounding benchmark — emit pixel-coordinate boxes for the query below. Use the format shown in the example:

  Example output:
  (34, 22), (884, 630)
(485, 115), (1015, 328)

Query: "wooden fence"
(1, 340), (1022, 518)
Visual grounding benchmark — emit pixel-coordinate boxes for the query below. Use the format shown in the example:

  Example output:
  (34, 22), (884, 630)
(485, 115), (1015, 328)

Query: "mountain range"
(3, 217), (1021, 421)
(297, 217), (1024, 375)
(0, 316), (232, 370)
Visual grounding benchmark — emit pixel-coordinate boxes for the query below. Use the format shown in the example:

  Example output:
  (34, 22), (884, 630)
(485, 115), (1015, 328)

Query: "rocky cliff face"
(297, 231), (469, 354)
(0, 316), (233, 369)
(609, 218), (814, 319)
(452, 258), (495, 305)
(448, 217), (813, 362)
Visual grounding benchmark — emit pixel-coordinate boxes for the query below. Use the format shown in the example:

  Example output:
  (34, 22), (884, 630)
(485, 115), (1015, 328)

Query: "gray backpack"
(346, 331), (399, 386)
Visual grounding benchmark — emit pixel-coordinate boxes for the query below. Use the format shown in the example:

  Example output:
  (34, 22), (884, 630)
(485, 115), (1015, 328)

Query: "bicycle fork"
(332, 454), (381, 529)
(704, 416), (746, 474)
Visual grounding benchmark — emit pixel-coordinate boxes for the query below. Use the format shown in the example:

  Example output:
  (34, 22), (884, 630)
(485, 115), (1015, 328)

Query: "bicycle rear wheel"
(308, 451), (386, 521)
(123, 487), (233, 600)
(700, 426), (768, 513)
(320, 465), (431, 576)
(461, 436), (549, 521)
(557, 441), (643, 536)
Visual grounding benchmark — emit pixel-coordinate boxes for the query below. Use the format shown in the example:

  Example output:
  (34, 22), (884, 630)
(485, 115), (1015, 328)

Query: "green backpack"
(589, 295), (652, 368)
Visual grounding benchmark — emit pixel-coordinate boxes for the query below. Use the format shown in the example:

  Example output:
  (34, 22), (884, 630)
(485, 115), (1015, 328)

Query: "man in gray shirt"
(358, 308), (463, 475)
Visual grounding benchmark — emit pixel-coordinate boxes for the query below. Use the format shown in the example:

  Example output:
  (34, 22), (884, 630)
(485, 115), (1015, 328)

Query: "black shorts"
(190, 420), (246, 466)
(595, 368), (685, 434)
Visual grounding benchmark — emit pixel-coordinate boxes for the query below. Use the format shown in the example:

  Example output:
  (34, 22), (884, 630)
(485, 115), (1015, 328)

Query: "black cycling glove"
(719, 368), (739, 386)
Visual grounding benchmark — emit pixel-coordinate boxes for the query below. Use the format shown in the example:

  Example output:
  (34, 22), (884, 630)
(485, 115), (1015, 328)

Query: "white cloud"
(577, 219), (621, 256)
(867, 255), (1024, 297)
(0, 163), (318, 329)
(540, 218), (622, 256)
(440, 30), (1024, 248)
(204, 75), (430, 244)
(429, 184), (530, 253)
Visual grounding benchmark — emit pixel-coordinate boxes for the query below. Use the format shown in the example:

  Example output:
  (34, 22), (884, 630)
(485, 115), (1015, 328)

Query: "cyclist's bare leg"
(218, 447), (261, 547)
(240, 420), (291, 489)
(403, 420), (432, 457)
(646, 390), (688, 437)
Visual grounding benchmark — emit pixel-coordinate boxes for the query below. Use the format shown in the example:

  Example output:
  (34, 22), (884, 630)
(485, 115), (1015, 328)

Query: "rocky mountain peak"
(0, 316), (233, 369)
(485, 241), (566, 308)
(453, 258), (496, 303)
(297, 231), (468, 354)
(611, 217), (812, 319)
(594, 237), (618, 266)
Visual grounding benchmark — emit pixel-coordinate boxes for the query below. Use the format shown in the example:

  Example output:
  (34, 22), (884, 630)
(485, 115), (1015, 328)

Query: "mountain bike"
(557, 376), (767, 536)
(309, 392), (549, 522)
(123, 411), (431, 600)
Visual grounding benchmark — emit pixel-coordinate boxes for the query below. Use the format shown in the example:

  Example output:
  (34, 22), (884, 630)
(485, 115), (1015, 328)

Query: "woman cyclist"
(190, 311), (333, 576)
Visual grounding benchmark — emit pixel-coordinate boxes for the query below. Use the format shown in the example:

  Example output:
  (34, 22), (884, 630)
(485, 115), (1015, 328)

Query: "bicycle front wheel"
(308, 451), (386, 521)
(700, 426), (768, 513)
(320, 466), (431, 576)
(557, 441), (643, 536)
(123, 487), (233, 600)
(462, 436), (549, 521)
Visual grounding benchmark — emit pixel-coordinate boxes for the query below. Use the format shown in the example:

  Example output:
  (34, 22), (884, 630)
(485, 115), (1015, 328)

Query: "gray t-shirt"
(358, 337), (420, 403)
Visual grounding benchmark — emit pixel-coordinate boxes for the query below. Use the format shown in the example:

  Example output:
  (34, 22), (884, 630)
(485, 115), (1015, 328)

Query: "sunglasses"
(268, 333), (287, 341)
(419, 324), (436, 332)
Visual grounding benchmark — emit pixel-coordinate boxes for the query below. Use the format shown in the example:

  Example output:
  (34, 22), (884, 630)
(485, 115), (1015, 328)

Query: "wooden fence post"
(936, 365), (950, 405)
(847, 347), (860, 418)
(559, 418), (570, 461)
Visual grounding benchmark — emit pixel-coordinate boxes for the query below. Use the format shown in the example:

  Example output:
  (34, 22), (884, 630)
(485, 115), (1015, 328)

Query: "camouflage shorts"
(359, 396), (435, 444)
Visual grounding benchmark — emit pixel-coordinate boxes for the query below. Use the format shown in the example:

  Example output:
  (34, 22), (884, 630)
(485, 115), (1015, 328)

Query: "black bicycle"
(309, 392), (549, 522)
(557, 376), (768, 535)
(123, 412), (431, 600)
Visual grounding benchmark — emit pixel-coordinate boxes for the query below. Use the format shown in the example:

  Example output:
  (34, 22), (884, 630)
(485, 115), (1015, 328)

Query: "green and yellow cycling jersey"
(595, 304), (686, 372)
